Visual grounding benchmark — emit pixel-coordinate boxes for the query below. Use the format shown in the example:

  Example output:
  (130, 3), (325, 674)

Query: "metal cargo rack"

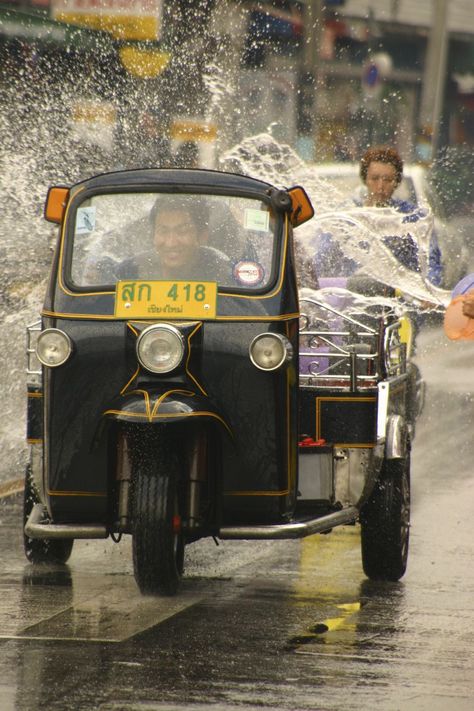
(299, 296), (407, 391)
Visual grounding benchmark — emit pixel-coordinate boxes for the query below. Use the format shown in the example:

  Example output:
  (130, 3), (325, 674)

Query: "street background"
(0, 2), (474, 709)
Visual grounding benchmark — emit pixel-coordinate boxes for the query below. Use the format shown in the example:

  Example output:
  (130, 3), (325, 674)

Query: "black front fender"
(103, 387), (232, 437)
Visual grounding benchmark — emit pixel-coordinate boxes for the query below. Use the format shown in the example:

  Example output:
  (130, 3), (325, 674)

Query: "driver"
(121, 195), (232, 283)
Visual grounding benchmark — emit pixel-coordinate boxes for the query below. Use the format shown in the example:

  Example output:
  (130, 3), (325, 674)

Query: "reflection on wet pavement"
(0, 505), (206, 643)
(14, 582), (205, 643)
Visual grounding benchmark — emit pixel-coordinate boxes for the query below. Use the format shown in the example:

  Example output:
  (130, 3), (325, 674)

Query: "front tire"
(23, 465), (74, 564)
(131, 435), (184, 595)
(360, 452), (410, 582)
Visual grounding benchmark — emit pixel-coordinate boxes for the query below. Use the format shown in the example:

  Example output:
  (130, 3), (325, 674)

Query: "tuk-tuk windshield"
(69, 192), (280, 291)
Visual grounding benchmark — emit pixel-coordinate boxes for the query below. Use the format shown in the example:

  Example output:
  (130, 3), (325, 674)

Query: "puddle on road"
(0, 576), (204, 643)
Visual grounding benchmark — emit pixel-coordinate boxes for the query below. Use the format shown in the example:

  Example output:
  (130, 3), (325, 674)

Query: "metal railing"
(26, 320), (42, 378)
(299, 297), (406, 391)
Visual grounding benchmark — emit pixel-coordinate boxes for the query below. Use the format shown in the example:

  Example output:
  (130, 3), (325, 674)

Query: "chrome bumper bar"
(25, 503), (108, 540)
(25, 502), (360, 542)
(218, 506), (359, 540)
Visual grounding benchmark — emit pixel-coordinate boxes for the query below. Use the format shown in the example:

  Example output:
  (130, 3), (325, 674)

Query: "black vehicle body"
(24, 168), (412, 594)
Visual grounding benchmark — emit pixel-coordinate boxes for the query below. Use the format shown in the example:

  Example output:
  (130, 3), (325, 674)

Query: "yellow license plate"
(115, 280), (217, 319)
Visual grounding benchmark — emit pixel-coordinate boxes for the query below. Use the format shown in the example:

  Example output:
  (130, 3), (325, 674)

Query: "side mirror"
(288, 186), (314, 227)
(45, 186), (69, 224)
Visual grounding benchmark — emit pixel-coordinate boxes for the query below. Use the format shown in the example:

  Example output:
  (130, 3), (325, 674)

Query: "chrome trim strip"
(377, 380), (390, 442)
(385, 414), (407, 459)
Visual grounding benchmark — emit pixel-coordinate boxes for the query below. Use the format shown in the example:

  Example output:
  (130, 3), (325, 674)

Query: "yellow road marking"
(317, 602), (361, 633)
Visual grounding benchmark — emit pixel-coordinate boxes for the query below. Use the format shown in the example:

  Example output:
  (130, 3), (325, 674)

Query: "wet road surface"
(0, 324), (473, 711)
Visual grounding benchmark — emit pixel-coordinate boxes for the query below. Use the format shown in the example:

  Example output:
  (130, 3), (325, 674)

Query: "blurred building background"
(1, 0), (473, 214)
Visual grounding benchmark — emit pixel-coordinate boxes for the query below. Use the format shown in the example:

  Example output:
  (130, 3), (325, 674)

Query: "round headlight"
(249, 333), (293, 371)
(36, 329), (72, 367)
(137, 324), (185, 374)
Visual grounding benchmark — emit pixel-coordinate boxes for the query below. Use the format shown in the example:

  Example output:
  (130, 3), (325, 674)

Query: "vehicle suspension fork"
(186, 426), (207, 532)
(116, 429), (132, 533)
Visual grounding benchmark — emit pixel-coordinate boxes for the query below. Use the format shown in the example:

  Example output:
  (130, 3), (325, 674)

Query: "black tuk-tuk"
(24, 168), (411, 595)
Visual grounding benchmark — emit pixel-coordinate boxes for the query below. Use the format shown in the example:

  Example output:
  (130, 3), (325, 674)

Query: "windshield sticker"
(75, 207), (96, 235)
(233, 261), (265, 287)
(244, 208), (269, 232)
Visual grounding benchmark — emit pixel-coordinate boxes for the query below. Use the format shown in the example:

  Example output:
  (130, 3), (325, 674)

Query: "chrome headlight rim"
(136, 323), (186, 375)
(249, 332), (293, 371)
(36, 328), (73, 368)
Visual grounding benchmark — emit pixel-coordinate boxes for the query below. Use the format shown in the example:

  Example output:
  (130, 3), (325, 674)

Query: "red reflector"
(172, 515), (181, 534)
(299, 436), (326, 448)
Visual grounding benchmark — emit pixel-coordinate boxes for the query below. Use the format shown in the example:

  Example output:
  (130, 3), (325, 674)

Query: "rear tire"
(23, 465), (74, 564)
(131, 435), (184, 595)
(360, 452), (410, 582)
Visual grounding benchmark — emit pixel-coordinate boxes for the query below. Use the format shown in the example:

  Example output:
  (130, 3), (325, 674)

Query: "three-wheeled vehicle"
(24, 168), (412, 595)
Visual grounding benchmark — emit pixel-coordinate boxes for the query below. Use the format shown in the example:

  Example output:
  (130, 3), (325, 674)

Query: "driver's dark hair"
(150, 194), (209, 231)
(359, 146), (403, 186)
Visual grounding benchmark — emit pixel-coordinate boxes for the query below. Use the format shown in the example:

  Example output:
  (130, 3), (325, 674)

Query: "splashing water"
(221, 132), (451, 310)
(0, 46), (133, 483)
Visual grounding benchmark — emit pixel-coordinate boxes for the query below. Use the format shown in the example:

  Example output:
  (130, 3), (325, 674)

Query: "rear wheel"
(23, 465), (74, 564)
(360, 452), (410, 581)
(131, 435), (184, 595)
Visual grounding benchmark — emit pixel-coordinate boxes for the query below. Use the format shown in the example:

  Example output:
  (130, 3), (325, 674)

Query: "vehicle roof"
(69, 168), (276, 197)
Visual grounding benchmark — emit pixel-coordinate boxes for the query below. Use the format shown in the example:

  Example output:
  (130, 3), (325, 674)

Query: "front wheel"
(23, 465), (74, 564)
(360, 452), (410, 582)
(131, 434), (184, 595)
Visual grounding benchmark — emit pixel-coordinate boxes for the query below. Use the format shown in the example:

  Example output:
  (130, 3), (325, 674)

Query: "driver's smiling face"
(153, 209), (200, 274)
